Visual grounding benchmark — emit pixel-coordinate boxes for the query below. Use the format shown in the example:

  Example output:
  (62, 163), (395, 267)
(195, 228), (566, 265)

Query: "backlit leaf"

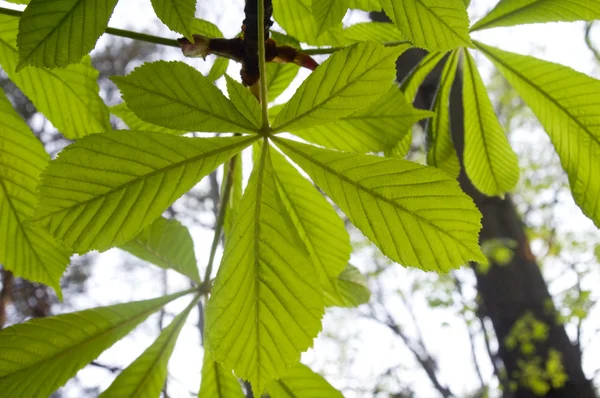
(17, 0), (119, 69)
(270, 148), (351, 306)
(32, 133), (258, 253)
(266, 363), (343, 398)
(0, 89), (70, 297)
(295, 85), (433, 152)
(99, 296), (198, 397)
(343, 22), (405, 42)
(0, 16), (110, 139)
(112, 61), (258, 134)
(401, 51), (448, 101)
(222, 156), (243, 242)
(379, 0), (472, 51)
(266, 63), (299, 102)
(274, 138), (486, 271)
(0, 290), (192, 397)
(205, 143), (324, 396)
(476, 41), (600, 227)
(462, 49), (519, 196)
(150, 0), (196, 40)
(198, 350), (244, 398)
(272, 42), (408, 132)
(471, 0), (600, 31)
(329, 264), (371, 307)
(225, 74), (262, 129)
(426, 50), (461, 177)
(120, 217), (201, 284)
(111, 103), (187, 135)
(207, 57), (229, 82)
(312, 0), (349, 37)
(347, 0), (380, 11)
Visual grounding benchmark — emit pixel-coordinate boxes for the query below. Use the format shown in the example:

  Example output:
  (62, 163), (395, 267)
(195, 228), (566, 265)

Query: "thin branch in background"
(477, 310), (510, 394)
(0, 269), (14, 328)
(158, 269), (169, 397)
(585, 22), (600, 63)
(90, 361), (121, 373)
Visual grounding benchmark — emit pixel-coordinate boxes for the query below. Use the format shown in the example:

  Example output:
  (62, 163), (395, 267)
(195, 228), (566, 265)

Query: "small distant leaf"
(205, 143), (324, 396)
(0, 89), (70, 297)
(150, 0), (196, 40)
(32, 133), (257, 253)
(225, 74), (262, 129)
(462, 49), (519, 196)
(17, 0), (119, 69)
(199, 350), (244, 398)
(207, 57), (229, 82)
(330, 264), (371, 307)
(272, 42), (409, 132)
(120, 217), (201, 284)
(266, 363), (344, 398)
(295, 85), (433, 152)
(266, 63), (299, 102)
(274, 138), (486, 271)
(343, 22), (405, 42)
(0, 290), (191, 397)
(471, 0), (600, 31)
(347, 0), (381, 11)
(112, 61), (258, 134)
(99, 296), (198, 398)
(379, 0), (472, 51)
(270, 148), (351, 306)
(476, 41), (600, 227)
(594, 244), (600, 263)
(426, 50), (461, 177)
(312, 0), (349, 37)
(0, 16), (110, 139)
(111, 103), (187, 135)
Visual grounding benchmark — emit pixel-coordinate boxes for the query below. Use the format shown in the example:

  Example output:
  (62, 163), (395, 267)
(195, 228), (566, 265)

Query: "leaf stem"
(302, 40), (410, 55)
(201, 156), (237, 292)
(0, 6), (180, 48)
(257, 0), (270, 131)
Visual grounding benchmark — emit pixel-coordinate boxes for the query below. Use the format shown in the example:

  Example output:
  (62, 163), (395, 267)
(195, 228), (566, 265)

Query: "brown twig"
(0, 269), (14, 328)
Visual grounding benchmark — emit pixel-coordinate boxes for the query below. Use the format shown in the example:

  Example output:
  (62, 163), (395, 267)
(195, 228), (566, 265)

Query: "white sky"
(1, 0), (600, 397)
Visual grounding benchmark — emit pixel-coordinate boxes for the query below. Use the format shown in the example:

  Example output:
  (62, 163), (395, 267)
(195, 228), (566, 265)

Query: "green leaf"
(426, 50), (461, 177)
(294, 85), (433, 152)
(112, 61), (258, 134)
(462, 49), (519, 196)
(17, 0), (119, 69)
(270, 30), (301, 47)
(347, 0), (380, 11)
(475, 41), (600, 227)
(99, 295), (198, 398)
(266, 363), (343, 398)
(4, 0), (29, 4)
(111, 103), (186, 135)
(378, 0), (472, 51)
(312, 0), (349, 37)
(0, 89), (70, 297)
(120, 217), (201, 284)
(274, 138), (486, 271)
(32, 133), (257, 253)
(222, 156), (243, 242)
(272, 42), (408, 132)
(401, 51), (448, 102)
(225, 74), (262, 129)
(343, 22), (405, 42)
(207, 57), (229, 82)
(205, 142), (324, 396)
(329, 264), (371, 307)
(0, 16), (111, 139)
(270, 148), (351, 306)
(471, 0), (600, 31)
(266, 63), (299, 102)
(150, 0), (196, 40)
(199, 350), (245, 398)
(191, 18), (223, 37)
(0, 289), (191, 397)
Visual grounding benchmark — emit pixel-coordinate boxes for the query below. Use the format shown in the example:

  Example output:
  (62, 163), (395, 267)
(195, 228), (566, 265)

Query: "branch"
(0, 269), (14, 328)
(585, 22), (600, 63)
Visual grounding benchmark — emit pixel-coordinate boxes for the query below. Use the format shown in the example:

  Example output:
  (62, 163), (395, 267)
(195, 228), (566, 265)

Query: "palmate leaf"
(17, 0), (119, 69)
(343, 22), (405, 43)
(120, 217), (201, 284)
(99, 295), (198, 398)
(112, 61), (258, 134)
(476, 41), (600, 227)
(0, 89), (70, 297)
(199, 350), (245, 398)
(31, 133), (258, 253)
(0, 289), (192, 398)
(462, 49), (519, 196)
(330, 264), (371, 307)
(274, 138), (486, 271)
(272, 42), (408, 133)
(0, 16), (110, 139)
(150, 0), (196, 40)
(426, 50), (461, 177)
(205, 142), (324, 396)
(378, 0), (472, 51)
(111, 103), (187, 135)
(471, 0), (600, 31)
(270, 148), (351, 305)
(312, 0), (349, 37)
(225, 75), (262, 129)
(295, 85), (433, 153)
(266, 363), (343, 398)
